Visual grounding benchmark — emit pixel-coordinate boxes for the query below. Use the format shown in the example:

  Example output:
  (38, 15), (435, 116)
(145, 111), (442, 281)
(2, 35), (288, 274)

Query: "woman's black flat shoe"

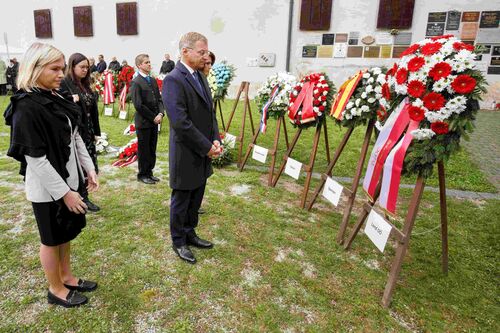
(64, 279), (98, 292)
(47, 289), (88, 308)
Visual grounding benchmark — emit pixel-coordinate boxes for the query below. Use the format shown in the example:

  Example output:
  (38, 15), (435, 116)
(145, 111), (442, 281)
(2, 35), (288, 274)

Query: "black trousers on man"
(170, 182), (206, 247)
(136, 127), (158, 179)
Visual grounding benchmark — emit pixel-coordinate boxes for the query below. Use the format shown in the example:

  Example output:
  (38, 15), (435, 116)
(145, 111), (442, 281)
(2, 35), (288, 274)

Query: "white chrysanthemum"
(367, 77), (375, 84)
(345, 112), (353, 120)
(433, 79), (447, 93)
(374, 86), (383, 94)
(372, 67), (382, 75)
(363, 72), (371, 79)
(361, 92), (368, 99)
(425, 110), (448, 122)
(376, 74), (386, 84)
(412, 98), (424, 107)
(366, 85), (373, 93)
(411, 128), (436, 140)
(346, 101), (354, 109)
(361, 105), (370, 112)
(395, 84), (407, 95)
(375, 121), (383, 131)
(355, 98), (361, 107)
(367, 97), (376, 104)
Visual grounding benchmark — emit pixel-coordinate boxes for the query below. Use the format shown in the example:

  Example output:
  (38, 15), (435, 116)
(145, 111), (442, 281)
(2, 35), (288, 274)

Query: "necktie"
(193, 71), (207, 100)
(145, 75), (151, 84)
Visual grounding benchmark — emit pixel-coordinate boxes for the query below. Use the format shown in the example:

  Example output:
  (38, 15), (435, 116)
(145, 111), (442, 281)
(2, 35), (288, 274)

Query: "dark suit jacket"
(162, 61), (220, 190)
(130, 74), (165, 129)
(160, 60), (175, 74)
(96, 61), (106, 73)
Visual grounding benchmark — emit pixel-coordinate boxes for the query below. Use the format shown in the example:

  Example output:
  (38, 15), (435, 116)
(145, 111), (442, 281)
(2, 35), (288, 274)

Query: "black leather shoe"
(172, 245), (196, 264)
(149, 175), (160, 182)
(64, 279), (98, 292)
(47, 289), (88, 308)
(187, 236), (213, 249)
(138, 177), (156, 184)
(83, 199), (100, 212)
(198, 208), (206, 214)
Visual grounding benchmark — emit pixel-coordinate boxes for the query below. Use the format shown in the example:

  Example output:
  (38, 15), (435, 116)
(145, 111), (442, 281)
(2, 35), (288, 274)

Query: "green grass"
(0, 96), (498, 332)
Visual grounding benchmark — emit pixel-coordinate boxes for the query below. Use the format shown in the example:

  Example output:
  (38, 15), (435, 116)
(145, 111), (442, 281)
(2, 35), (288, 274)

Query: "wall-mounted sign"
(302, 45), (317, 58)
(480, 11), (500, 28)
(428, 12), (447, 23)
(462, 11), (480, 22)
(426, 22), (445, 37)
(34, 9), (52, 38)
(446, 11), (461, 30)
(322, 34), (335, 45)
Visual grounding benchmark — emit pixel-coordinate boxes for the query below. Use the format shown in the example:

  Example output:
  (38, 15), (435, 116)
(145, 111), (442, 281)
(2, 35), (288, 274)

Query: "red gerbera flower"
(386, 63), (398, 78)
(407, 80), (426, 98)
(423, 92), (446, 110)
(382, 83), (391, 100)
(408, 105), (425, 121)
(453, 42), (475, 52)
(431, 34), (454, 41)
(430, 121), (449, 134)
(429, 62), (452, 81)
(400, 44), (420, 57)
(396, 68), (408, 85)
(421, 42), (442, 56)
(407, 57), (425, 72)
(451, 74), (477, 94)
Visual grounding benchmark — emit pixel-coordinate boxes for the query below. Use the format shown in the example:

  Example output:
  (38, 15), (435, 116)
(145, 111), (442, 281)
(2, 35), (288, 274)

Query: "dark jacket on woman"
(59, 78), (101, 143)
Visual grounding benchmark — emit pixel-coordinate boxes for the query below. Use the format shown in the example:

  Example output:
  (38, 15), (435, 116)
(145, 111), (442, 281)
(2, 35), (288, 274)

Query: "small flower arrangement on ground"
(95, 132), (109, 154)
(208, 61), (236, 101)
(211, 132), (234, 168)
(123, 124), (136, 136)
(112, 138), (138, 167)
(380, 35), (487, 177)
(287, 72), (335, 128)
(335, 67), (388, 128)
(256, 72), (297, 129)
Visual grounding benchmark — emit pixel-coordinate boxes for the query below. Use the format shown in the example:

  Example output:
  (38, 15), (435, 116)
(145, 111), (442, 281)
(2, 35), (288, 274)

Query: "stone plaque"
(479, 11), (500, 28)
(462, 12), (480, 22)
(394, 32), (412, 45)
(302, 45), (317, 58)
(322, 34), (335, 45)
(73, 6), (93, 37)
(428, 12), (447, 23)
(347, 46), (363, 58)
(335, 33), (348, 43)
(34, 9), (52, 39)
(392, 46), (410, 58)
(487, 66), (500, 75)
(426, 23), (445, 37)
(317, 45), (333, 58)
(446, 11), (461, 30)
(364, 46), (380, 58)
(461, 22), (478, 41)
(491, 57), (500, 66)
(380, 45), (392, 58)
(116, 2), (138, 35)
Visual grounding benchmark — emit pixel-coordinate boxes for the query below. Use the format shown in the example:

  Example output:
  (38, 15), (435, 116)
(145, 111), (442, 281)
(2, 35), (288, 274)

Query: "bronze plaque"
(380, 45), (392, 58)
(34, 9), (52, 38)
(462, 11), (480, 22)
(363, 46), (380, 58)
(335, 33), (348, 43)
(491, 57), (500, 66)
(116, 2), (138, 35)
(392, 46), (410, 58)
(347, 46), (363, 58)
(428, 12), (447, 23)
(302, 45), (317, 58)
(377, 0), (415, 29)
(479, 11), (500, 28)
(73, 6), (93, 37)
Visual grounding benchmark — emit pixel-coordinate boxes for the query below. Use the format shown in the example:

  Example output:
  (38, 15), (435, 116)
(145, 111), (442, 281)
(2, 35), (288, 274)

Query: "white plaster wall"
(289, 0), (500, 108)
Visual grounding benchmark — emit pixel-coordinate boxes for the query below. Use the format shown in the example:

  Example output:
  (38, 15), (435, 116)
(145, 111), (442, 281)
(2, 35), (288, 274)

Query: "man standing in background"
(159, 53), (175, 75)
(96, 55), (106, 73)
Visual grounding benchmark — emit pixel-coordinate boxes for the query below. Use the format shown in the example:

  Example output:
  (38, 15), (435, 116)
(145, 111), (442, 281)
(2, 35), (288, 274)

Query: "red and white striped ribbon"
(119, 85), (127, 111)
(103, 72), (115, 105)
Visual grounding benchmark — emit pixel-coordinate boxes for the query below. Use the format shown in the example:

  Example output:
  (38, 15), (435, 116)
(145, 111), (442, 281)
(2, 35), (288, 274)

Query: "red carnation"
(421, 42), (442, 56)
(453, 42), (475, 52)
(423, 92), (446, 110)
(451, 74), (477, 94)
(429, 62), (452, 81)
(430, 121), (449, 135)
(396, 68), (408, 85)
(408, 105), (425, 121)
(400, 44), (420, 57)
(321, 95), (327, 101)
(382, 83), (391, 100)
(314, 99), (321, 106)
(431, 34), (454, 41)
(386, 63), (398, 78)
(319, 105), (325, 111)
(407, 80), (426, 98)
(407, 57), (425, 72)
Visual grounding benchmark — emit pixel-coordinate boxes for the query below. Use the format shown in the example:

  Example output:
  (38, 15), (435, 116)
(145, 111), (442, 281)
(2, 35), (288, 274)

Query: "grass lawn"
(0, 96), (498, 332)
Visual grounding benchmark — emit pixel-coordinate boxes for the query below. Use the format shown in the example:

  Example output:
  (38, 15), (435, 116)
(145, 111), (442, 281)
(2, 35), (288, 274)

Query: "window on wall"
(376, 0), (415, 29)
(299, 0), (333, 31)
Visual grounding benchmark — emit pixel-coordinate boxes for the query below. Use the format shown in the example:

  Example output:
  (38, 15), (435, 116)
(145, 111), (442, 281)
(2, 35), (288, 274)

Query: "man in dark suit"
(162, 32), (222, 264)
(130, 54), (165, 185)
(159, 54), (175, 75)
(96, 54), (106, 73)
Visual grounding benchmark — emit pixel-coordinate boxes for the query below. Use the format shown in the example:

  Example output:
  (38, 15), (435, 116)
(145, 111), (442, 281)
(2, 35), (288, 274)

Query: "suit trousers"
(136, 127), (158, 178)
(170, 182), (206, 247)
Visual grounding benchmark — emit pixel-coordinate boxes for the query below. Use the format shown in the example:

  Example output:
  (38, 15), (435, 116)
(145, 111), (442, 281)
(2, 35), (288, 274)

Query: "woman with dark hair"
(5, 42), (99, 307)
(60, 53), (101, 212)
(203, 51), (216, 76)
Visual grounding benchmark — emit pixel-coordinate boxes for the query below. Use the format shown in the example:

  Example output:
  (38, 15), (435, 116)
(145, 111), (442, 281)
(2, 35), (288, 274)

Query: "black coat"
(59, 78), (101, 143)
(96, 61), (106, 73)
(162, 61), (220, 190)
(130, 74), (165, 129)
(108, 60), (121, 72)
(160, 60), (175, 74)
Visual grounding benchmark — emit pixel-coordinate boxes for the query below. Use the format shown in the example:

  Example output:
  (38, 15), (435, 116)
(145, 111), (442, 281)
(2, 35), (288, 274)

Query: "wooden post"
(438, 161), (449, 274)
(214, 99), (226, 131)
(301, 124), (323, 208)
(272, 128), (302, 187)
(323, 119), (331, 164)
(225, 82), (245, 132)
(381, 176), (426, 307)
(336, 120), (375, 244)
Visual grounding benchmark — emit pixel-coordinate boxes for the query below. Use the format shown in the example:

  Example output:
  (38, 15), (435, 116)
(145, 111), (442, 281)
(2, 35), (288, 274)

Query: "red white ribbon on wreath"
(111, 155), (138, 168)
(288, 73), (328, 125)
(259, 85), (280, 133)
(119, 85), (128, 112)
(103, 71), (115, 105)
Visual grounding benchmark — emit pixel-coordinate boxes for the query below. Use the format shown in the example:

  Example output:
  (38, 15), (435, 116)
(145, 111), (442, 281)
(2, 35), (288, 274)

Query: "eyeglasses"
(186, 47), (209, 56)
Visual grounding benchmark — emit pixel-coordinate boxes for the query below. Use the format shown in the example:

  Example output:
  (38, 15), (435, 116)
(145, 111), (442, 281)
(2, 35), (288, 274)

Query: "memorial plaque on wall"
(116, 2), (138, 35)
(317, 45), (333, 58)
(461, 22), (478, 41)
(491, 57), (500, 66)
(302, 45), (317, 58)
(377, 0), (415, 29)
(348, 38), (358, 45)
(492, 46), (500, 56)
(428, 12), (447, 23)
(335, 33), (348, 43)
(426, 23), (445, 37)
(487, 66), (500, 75)
(476, 30), (500, 44)
(392, 46), (410, 58)
(73, 6), (93, 37)
(479, 11), (500, 28)
(322, 34), (335, 45)
(34, 9), (52, 38)
(364, 46), (380, 58)
(380, 45), (392, 58)
(446, 11), (461, 30)
(347, 46), (363, 58)
(394, 32), (412, 45)
(462, 11), (480, 22)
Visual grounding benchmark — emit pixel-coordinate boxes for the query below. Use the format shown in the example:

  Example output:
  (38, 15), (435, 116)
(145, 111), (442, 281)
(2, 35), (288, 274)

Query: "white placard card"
(118, 110), (127, 119)
(322, 177), (343, 206)
(364, 209), (392, 253)
(225, 133), (236, 149)
(104, 107), (113, 116)
(284, 158), (302, 180)
(252, 145), (268, 163)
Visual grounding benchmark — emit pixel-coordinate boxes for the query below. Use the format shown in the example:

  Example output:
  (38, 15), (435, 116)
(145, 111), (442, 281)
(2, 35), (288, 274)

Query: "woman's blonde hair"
(17, 42), (64, 92)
